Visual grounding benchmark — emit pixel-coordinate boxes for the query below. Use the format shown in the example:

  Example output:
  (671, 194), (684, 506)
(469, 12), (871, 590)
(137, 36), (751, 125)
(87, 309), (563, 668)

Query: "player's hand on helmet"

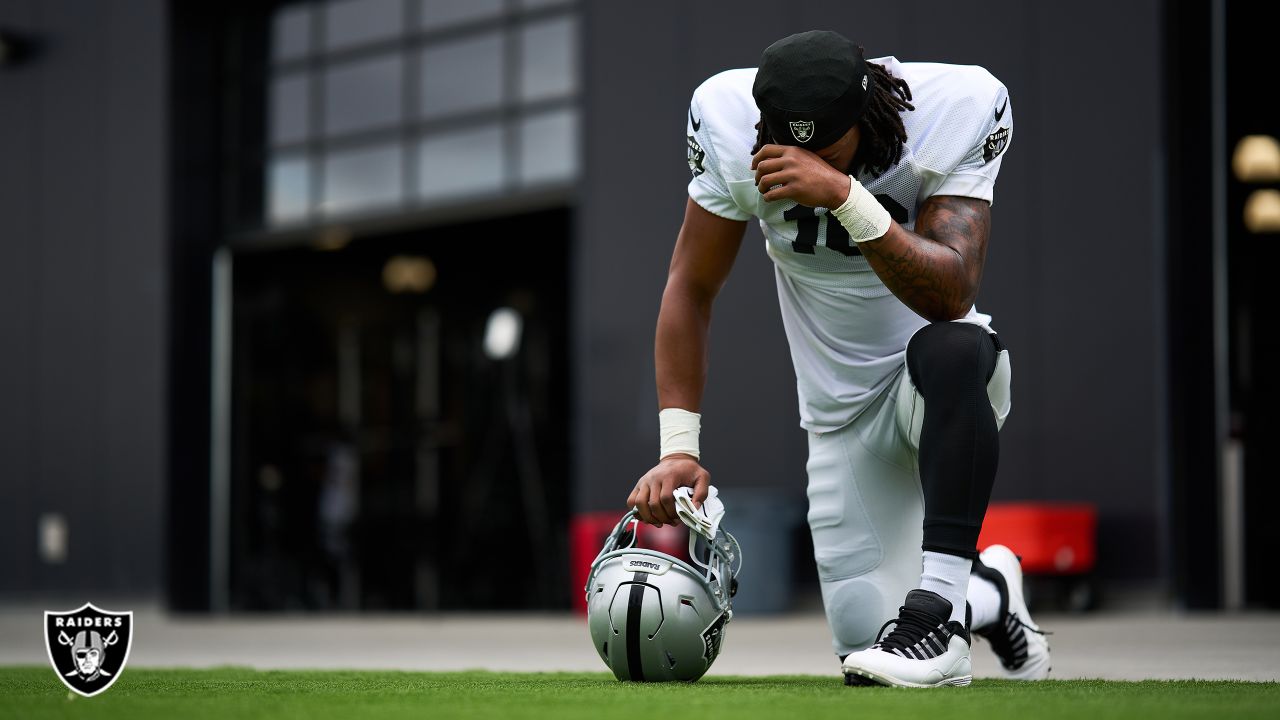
(751, 144), (849, 208)
(628, 454), (710, 527)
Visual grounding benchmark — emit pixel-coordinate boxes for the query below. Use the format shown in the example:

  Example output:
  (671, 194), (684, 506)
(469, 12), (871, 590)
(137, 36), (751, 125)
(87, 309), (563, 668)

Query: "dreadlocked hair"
(751, 57), (915, 179)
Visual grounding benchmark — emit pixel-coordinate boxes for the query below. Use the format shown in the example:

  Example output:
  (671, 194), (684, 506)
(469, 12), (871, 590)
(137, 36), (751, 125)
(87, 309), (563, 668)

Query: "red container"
(977, 502), (1097, 575)
(570, 512), (690, 613)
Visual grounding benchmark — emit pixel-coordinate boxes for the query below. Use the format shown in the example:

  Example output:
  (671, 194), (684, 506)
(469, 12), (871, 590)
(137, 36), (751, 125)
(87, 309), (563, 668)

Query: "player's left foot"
(971, 544), (1052, 680)
(841, 589), (972, 688)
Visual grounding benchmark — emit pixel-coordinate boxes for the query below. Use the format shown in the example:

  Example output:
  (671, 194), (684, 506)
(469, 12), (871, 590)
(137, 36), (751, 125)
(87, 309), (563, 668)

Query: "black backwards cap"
(752, 30), (873, 150)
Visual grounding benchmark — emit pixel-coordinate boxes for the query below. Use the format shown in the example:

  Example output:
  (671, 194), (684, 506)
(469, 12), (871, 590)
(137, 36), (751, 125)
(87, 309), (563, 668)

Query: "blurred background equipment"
(978, 503), (1098, 613)
(0, 26), (35, 67)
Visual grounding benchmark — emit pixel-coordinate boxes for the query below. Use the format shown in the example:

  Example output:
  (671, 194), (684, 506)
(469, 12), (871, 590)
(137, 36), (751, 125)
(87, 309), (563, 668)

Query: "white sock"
(919, 551), (972, 624)
(967, 574), (1002, 630)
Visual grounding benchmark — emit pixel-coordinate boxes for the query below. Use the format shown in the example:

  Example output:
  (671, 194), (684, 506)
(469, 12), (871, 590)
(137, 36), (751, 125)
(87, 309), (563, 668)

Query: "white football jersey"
(686, 57), (1013, 432)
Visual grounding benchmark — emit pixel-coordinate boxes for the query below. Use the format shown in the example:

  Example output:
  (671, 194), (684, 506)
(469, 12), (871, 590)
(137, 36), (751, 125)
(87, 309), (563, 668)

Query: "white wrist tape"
(659, 408), (701, 460)
(830, 174), (892, 243)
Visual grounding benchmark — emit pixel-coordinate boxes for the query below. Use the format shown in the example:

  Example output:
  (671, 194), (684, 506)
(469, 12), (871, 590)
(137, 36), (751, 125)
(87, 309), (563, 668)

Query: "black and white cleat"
(972, 544), (1052, 680)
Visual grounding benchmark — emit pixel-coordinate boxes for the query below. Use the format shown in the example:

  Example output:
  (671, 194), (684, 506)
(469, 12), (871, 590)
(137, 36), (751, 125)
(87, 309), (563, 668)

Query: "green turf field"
(1, 667), (1277, 719)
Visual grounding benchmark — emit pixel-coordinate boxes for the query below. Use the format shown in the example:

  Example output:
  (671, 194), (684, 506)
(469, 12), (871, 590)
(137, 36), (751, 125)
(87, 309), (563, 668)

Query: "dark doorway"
(1164, 0), (1221, 610)
(228, 208), (572, 610)
(1166, 0), (1280, 609)
(1225, 2), (1280, 609)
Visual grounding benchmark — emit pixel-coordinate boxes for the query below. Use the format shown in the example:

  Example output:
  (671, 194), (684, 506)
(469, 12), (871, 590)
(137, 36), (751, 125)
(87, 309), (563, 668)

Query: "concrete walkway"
(3, 606), (1277, 681)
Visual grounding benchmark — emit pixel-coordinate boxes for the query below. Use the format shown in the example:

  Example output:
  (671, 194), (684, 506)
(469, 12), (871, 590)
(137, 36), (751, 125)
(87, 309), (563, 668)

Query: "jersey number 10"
(784, 195), (908, 257)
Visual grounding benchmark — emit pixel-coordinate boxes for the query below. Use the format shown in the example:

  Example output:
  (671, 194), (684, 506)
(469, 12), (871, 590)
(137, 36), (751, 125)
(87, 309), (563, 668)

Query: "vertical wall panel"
(0, 0), (167, 598)
(0, 0), (41, 596)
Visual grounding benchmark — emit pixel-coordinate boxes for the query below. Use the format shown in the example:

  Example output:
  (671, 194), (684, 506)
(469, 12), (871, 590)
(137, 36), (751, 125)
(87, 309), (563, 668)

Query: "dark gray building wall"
(577, 0), (1167, 583)
(0, 0), (167, 597)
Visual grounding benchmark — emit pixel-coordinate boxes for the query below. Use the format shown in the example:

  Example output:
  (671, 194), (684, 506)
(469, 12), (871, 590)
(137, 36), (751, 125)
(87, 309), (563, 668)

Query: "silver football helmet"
(585, 508), (742, 681)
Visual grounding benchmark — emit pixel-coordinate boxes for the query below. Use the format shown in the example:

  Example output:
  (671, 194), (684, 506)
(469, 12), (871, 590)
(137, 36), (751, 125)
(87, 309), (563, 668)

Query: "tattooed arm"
(746, 144), (991, 321)
(858, 195), (991, 322)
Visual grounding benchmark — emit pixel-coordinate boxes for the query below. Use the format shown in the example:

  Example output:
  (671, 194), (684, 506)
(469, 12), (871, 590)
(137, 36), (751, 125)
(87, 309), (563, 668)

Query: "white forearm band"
(830, 174), (892, 243)
(659, 408), (701, 460)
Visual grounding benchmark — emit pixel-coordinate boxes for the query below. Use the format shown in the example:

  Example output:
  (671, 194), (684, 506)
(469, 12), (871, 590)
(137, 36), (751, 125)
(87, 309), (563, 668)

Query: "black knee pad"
(906, 322), (999, 401)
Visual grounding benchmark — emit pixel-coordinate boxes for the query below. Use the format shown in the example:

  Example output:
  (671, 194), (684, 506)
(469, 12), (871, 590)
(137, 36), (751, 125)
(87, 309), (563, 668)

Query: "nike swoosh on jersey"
(994, 98), (1008, 121)
(690, 109), (702, 131)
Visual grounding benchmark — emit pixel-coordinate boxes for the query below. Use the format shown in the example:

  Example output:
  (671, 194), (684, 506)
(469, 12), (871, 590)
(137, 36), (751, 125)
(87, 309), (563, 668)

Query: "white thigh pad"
(805, 420), (924, 656)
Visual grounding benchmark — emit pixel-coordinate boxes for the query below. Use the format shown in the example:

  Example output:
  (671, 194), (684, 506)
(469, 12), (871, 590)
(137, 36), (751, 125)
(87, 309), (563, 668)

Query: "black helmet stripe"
(625, 572), (649, 681)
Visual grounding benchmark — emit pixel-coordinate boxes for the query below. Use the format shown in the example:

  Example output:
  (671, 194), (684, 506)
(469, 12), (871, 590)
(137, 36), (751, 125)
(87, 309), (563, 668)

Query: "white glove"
(673, 485), (725, 541)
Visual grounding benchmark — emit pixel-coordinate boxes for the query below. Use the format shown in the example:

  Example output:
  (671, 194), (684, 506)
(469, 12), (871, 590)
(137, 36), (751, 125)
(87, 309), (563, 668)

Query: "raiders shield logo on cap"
(789, 120), (815, 143)
(44, 603), (133, 697)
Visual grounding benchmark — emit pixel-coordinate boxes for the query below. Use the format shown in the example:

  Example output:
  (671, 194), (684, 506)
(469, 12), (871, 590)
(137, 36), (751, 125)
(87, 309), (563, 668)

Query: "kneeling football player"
(627, 30), (1049, 687)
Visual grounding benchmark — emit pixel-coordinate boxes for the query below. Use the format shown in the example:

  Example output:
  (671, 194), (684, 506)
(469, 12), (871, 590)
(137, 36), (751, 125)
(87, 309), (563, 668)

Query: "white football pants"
(806, 326), (1011, 657)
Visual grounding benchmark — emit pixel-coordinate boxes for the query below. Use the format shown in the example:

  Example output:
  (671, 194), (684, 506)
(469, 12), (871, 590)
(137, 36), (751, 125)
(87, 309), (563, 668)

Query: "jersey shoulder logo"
(789, 121), (814, 143)
(994, 98), (1008, 121)
(983, 126), (1011, 163)
(45, 603), (134, 698)
(689, 109), (702, 132)
(687, 134), (706, 177)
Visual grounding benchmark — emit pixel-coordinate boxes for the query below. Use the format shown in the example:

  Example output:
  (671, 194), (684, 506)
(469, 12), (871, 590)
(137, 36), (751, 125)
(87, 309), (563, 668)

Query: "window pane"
(518, 0), (572, 9)
(270, 73), (311, 145)
(417, 125), (504, 201)
(519, 16), (576, 102)
(419, 0), (503, 30)
(322, 143), (404, 216)
(324, 0), (405, 51)
(273, 5), (312, 62)
(324, 55), (404, 137)
(268, 155), (311, 224)
(419, 33), (504, 119)
(519, 108), (577, 184)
